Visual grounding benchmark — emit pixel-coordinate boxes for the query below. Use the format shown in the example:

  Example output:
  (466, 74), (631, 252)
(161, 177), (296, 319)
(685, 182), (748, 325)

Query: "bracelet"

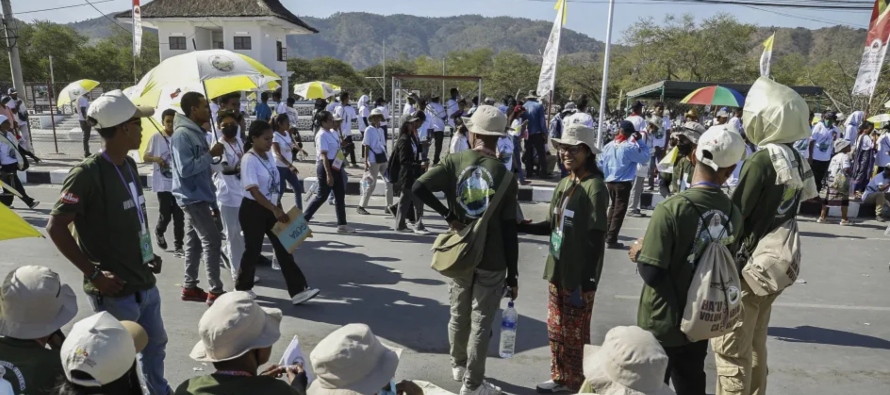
(87, 267), (102, 281)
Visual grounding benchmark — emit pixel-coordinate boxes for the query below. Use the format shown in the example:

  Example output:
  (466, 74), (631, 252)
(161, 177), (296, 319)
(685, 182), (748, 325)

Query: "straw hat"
(0, 266), (78, 339)
(583, 326), (675, 395)
(308, 324), (401, 395)
(551, 124), (601, 154)
(189, 292), (282, 362)
(461, 105), (508, 137)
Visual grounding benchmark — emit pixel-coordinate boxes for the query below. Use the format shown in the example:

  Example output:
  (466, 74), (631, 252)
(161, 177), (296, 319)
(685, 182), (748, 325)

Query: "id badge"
(550, 230), (563, 259)
(332, 150), (345, 171)
(139, 230), (154, 264)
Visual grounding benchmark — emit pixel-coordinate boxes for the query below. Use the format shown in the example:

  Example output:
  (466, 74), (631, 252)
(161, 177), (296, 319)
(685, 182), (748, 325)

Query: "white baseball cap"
(87, 89), (154, 129)
(695, 125), (746, 171)
(61, 312), (147, 387)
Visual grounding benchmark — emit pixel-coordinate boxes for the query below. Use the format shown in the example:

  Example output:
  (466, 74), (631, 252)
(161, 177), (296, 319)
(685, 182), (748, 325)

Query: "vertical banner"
(852, 0), (890, 96)
(133, 0), (143, 56)
(535, 0), (566, 99)
(759, 33), (775, 78)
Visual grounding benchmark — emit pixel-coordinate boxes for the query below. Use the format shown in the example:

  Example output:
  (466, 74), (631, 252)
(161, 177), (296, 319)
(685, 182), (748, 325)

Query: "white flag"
(133, 0), (143, 56)
(759, 33), (775, 77)
(536, 0), (566, 99)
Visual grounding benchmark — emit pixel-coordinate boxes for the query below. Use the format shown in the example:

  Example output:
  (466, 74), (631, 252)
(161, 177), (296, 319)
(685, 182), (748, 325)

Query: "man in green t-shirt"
(413, 105), (518, 395)
(710, 77), (818, 395)
(46, 90), (171, 395)
(0, 266), (77, 395)
(634, 125), (745, 395)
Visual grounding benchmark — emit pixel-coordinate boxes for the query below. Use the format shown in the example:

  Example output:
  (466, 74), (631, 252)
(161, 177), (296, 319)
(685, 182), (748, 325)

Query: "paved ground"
(4, 185), (890, 395)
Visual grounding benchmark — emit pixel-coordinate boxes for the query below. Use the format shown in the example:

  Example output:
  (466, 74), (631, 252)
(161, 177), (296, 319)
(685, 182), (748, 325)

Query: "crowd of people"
(1, 71), (886, 395)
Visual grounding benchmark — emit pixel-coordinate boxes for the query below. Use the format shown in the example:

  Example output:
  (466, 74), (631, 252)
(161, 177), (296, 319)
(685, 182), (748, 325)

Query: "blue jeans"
(88, 286), (170, 395)
(277, 166), (303, 210)
(512, 136), (526, 182)
(305, 161), (347, 225)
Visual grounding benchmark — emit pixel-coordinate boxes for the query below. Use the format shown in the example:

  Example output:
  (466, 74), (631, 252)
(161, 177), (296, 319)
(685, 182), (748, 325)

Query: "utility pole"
(1, 0), (26, 103)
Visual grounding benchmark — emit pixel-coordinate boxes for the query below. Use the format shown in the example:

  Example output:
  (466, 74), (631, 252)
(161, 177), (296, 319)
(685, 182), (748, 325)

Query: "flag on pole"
(852, 0), (890, 96)
(133, 0), (143, 56)
(536, 0), (567, 99)
(759, 33), (775, 77)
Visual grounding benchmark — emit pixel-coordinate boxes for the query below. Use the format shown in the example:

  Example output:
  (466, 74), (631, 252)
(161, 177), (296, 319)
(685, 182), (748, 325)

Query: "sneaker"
(206, 291), (226, 306)
(460, 380), (502, 395)
(156, 232), (168, 250)
(606, 242), (625, 250)
(452, 366), (466, 382)
(245, 290), (257, 300)
(173, 247), (185, 258)
(385, 206), (394, 216)
(181, 287), (208, 302)
(536, 380), (572, 394)
(291, 288), (320, 305)
(356, 207), (371, 215)
(413, 225), (430, 235)
(337, 225), (357, 234)
(627, 210), (647, 218)
(254, 276), (261, 283)
(27, 200), (39, 209)
(878, 216), (887, 223)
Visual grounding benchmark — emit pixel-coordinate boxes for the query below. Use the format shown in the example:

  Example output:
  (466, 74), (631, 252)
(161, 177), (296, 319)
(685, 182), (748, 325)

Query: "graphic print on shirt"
(456, 166), (495, 218)
(776, 184), (801, 216)
(0, 363), (24, 394)
(687, 209), (735, 265)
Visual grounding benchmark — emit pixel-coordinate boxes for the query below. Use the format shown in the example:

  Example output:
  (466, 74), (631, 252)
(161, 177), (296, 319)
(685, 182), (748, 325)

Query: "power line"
(520, 0), (874, 10)
(17, 0), (115, 16)
(82, 0), (131, 36)
(743, 5), (869, 28)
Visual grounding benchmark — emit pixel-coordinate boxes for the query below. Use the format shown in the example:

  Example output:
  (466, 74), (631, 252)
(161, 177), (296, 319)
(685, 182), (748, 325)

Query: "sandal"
(839, 220), (852, 226)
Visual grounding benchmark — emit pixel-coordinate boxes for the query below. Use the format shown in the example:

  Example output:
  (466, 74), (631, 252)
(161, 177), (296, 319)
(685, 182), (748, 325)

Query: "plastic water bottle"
(499, 301), (518, 359)
(361, 177), (370, 196)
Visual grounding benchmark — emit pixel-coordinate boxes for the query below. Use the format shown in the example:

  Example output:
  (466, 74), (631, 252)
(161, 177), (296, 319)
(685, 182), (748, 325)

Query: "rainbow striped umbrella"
(681, 85), (745, 107)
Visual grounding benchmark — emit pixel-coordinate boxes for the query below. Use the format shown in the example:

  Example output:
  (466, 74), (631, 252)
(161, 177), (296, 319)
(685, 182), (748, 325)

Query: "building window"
(234, 36), (252, 50)
(277, 41), (287, 61)
(169, 36), (186, 50)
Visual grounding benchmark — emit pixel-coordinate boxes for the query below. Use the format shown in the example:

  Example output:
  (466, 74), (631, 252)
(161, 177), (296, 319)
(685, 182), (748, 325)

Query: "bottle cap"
(508, 301), (514, 308)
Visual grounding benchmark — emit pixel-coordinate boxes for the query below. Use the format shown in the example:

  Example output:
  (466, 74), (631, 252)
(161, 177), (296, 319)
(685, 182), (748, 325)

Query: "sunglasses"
(557, 145), (583, 155)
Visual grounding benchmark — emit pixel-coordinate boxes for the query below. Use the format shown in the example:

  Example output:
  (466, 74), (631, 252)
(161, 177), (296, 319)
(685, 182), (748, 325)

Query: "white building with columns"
(116, 0), (317, 96)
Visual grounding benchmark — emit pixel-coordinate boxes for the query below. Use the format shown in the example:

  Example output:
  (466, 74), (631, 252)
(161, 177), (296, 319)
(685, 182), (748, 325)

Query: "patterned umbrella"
(681, 85), (745, 107)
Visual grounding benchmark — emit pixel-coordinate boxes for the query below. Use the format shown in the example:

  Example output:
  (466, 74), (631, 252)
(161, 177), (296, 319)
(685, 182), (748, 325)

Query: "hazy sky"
(17, 0), (871, 41)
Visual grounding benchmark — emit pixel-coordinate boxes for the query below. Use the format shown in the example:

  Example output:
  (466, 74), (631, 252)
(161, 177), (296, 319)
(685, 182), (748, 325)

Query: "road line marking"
(612, 295), (890, 312)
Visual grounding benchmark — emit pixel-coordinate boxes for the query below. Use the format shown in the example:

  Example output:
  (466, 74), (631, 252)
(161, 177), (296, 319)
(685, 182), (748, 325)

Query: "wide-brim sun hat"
(834, 138), (851, 153)
(674, 121), (706, 144)
(525, 90), (539, 100)
(461, 105), (508, 137)
(551, 124), (601, 154)
(369, 108), (385, 121)
(582, 326), (675, 395)
(189, 292), (283, 363)
(308, 324), (401, 395)
(0, 266), (78, 339)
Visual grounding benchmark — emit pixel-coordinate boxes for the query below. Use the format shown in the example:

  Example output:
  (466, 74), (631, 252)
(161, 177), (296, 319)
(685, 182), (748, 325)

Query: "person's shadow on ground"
(769, 325), (890, 349)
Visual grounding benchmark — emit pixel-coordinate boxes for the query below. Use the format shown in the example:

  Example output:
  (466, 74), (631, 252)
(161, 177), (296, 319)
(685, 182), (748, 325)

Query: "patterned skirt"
(547, 283), (596, 391)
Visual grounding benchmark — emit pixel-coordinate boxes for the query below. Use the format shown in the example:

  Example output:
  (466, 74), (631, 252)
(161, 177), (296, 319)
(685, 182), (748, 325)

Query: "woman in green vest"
(519, 123), (608, 394)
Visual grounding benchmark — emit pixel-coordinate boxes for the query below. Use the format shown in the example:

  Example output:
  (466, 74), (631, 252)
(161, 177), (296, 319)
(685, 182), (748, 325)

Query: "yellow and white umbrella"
(134, 49), (280, 106)
(57, 79), (100, 107)
(294, 81), (340, 99)
(868, 113), (890, 123)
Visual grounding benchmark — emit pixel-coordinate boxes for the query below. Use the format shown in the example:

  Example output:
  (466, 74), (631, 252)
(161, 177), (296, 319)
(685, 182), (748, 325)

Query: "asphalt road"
(5, 185), (890, 395)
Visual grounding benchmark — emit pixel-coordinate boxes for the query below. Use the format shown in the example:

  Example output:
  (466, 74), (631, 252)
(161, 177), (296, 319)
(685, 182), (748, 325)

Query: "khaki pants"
(863, 191), (889, 217)
(448, 268), (505, 390)
(711, 280), (781, 395)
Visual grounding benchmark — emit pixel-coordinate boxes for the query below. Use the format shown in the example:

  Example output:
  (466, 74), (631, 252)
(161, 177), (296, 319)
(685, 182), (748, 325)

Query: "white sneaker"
(452, 366), (466, 382)
(413, 226), (430, 235)
(291, 288), (320, 305)
(535, 380), (572, 394)
(337, 225), (357, 234)
(254, 276), (261, 283)
(460, 381), (501, 395)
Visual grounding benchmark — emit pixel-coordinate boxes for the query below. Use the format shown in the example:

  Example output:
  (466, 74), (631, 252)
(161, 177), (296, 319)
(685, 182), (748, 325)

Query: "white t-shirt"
(565, 112), (595, 128)
(0, 131), (17, 165)
(272, 131), (294, 168)
(858, 134), (875, 151)
(811, 123), (838, 162)
(357, 105), (370, 131)
(497, 136), (514, 171)
(509, 119), (523, 137)
(77, 96), (89, 121)
(215, 137), (245, 208)
(335, 105), (357, 139)
(378, 105), (390, 127)
(241, 151), (280, 204)
(450, 134), (469, 154)
(209, 102), (219, 126)
(844, 124), (858, 144)
(276, 102), (289, 116)
(446, 99), (459, 128)
(794, 137), (810, 160)
(146, 132), (174, 193)
(625, 115), (647, 133)
(877, 133), (890, 167)
(326, 101), (339, 112)
(315, 129), (341, 162)
(426, 102), (446, 132)
(362, 126), (387, 164)
(403, 103), (416, 117)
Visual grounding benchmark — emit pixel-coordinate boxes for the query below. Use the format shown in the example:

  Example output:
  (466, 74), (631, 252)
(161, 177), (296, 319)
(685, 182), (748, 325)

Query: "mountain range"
(66, 12), (866, 69)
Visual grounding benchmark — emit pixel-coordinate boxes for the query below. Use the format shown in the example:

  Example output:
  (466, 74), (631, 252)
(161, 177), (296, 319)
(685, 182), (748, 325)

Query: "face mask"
(222, 125), (238, 139)
(824, 120), (834, 127)
(677, 142), (693, 157)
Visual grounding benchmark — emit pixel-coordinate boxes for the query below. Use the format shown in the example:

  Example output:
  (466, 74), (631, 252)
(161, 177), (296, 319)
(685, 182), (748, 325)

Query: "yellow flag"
(555, 0), (567, 25)
(760, 33), (775, 77)
(0, 204), (43, 241)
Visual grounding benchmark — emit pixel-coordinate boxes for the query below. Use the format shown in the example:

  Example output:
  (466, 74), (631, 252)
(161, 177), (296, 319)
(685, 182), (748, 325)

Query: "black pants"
(394, 184), (424, 229)
(606, 181), (633, 243)
(344, 141), (357, 165)
(663, 340), (709, 395)
(659, 172), (672, 199)
(80, 120), (92, 156)
(433, 131), (445, 164)
(155, 191), (184, 249)
(524, 133), (549, 177)
(304, 162), (347, 225)
(237, 198), (308, 296)
(650, 147), (665, 189)
(0, 164), (33, 206)
(811, 159), (830, 190)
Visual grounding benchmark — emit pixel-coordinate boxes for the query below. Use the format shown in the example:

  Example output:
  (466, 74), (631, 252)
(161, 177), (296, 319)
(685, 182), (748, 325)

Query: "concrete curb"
(20, 169), (876, 218)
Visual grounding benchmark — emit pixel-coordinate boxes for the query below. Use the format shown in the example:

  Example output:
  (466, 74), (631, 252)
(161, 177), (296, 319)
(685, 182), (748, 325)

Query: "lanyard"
(555, 174), (587, 230)
(691, 181), (722, 189)
(215, 370), (253, 377)
(249, 151), (276, 179)
(101, 152), (145, 228)
(224, 139), (243, 165)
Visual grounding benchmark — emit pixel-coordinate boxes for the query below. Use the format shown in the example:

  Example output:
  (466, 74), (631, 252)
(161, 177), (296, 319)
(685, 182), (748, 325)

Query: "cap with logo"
(60, 312), (147, 387)
(695, 125), (746, 171)
(87, 89), (154, 129)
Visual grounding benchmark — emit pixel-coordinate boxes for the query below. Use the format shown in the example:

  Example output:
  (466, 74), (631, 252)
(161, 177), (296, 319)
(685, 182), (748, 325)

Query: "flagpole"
(596, 0), (616, 149)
